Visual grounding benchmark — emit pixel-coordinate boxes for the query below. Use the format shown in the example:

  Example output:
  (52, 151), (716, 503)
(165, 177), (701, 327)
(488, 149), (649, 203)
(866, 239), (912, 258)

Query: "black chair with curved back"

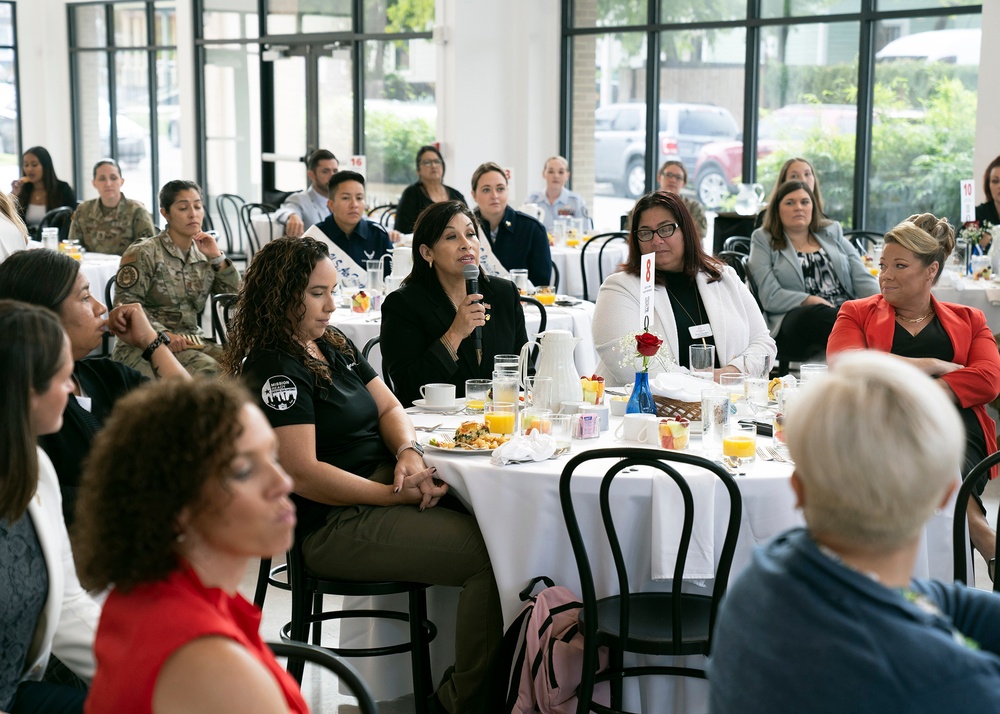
(280, 537), (437, 714)
(210, 292), (239, 346)
(952, 450), (1000, 590)
(520, 296), (547, 365)
(721, 235), (751, 255)
(267, 641), (379, 714)
(844, 229), (883, 258)
(263, 188), (296, 209)
(240, 202), (278, 262)
(550, 260), (560, 293)
(361, 335), (392, 392)
(579, 232), (628, 301)
(559, 447), (742, 713)
(717, 250), (748, 282)
(39, 206), (75, 242)
(367, 203), (398, 230)
(215, 194), (249, 267)
(102, 276), (117, 356)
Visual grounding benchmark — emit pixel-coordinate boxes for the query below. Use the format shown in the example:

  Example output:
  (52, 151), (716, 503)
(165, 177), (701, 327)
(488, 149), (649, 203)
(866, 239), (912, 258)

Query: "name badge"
(689, 323), (713, 339)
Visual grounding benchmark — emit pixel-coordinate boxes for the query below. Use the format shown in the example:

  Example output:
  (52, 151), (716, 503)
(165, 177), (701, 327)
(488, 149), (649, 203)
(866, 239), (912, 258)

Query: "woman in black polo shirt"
(222, 236), (501, 714)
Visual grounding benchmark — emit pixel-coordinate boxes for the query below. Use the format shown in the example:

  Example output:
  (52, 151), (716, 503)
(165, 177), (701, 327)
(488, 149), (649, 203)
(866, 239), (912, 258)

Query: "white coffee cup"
(615, 413), (659, 444)
(419, 383), (456, 407)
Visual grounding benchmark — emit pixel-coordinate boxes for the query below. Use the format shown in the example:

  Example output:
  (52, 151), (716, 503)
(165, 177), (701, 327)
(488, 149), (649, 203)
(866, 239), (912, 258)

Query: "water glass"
(720, 373), (744, 415)
(743, 352), (771, 380)
(744, 377), (769, 414)
(510, 269), (530, 295)
(527, 375), (553, 411)
(465, 378), (491, 413)
(365, 260), (383, 293)
(689, 344), (716, 382)
(701, 387), (730, 457)
(492, 371), (519, 409)
(339, 275), (359, 305)
(548, 414), (573, 448)
(723, 423), (757, 475)
(494, 354), (520, 373)
(484, 402), (516, 435)
(799, 363), (828, 384)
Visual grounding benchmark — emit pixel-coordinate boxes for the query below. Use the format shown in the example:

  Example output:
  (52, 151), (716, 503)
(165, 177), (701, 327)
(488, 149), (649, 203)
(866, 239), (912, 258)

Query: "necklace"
(896, 308), (934, 324)
(664, 278), (708, 346)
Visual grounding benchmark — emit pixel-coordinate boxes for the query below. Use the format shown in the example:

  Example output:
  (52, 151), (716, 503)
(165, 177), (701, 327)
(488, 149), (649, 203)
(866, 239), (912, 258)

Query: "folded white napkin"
(985, 287), (1000, 307)
(649, 372), (712, 402)
(490, 431), (557, 465)
(651, 469), (718, 581)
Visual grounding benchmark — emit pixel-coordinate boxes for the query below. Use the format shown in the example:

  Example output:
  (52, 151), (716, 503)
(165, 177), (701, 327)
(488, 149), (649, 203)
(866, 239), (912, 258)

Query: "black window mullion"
(260, 0), (276, 197)
(353, 0), (364, 157)
(853, 0), (877, 232)
(106, 4), (118, 167)
(742, 0), (762, 187)
(559, 0), (572, 174)
(645, 7), (660, 198)
(146, 0), (159, 214)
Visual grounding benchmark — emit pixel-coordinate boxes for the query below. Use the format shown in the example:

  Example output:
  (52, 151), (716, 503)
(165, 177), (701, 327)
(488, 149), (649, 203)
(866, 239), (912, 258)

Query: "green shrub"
(364, 110), (434, 184)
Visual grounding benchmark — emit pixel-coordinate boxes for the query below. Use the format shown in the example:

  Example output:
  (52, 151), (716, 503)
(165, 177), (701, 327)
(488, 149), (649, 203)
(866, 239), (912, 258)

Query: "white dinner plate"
(412, 398), (466, 412)
(422, 442), (496, 456)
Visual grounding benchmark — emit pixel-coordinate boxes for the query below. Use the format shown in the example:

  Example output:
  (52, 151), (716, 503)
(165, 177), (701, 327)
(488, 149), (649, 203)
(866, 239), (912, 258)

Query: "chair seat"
(588, 592), (713, 656)
(306, 575), (432, 597)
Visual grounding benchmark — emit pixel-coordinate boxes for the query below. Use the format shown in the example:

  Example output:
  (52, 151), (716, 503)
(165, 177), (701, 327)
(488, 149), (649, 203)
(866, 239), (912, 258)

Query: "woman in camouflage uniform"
(111, 180), (240, 377)
(68, 159), (155, 255)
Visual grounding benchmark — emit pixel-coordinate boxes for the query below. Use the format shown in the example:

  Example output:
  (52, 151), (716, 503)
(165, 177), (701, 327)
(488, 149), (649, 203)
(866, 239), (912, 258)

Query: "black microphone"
(463, 263), (482, 352)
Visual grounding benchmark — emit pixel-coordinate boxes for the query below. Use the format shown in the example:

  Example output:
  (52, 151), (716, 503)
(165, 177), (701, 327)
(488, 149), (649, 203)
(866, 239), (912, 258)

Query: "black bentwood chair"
(559, 447), (742, 713)
(721, 235), (751, 255)
(579, 232), (628, 301)
(952, 450), (1000, 591)
(267, 642), (379, 714)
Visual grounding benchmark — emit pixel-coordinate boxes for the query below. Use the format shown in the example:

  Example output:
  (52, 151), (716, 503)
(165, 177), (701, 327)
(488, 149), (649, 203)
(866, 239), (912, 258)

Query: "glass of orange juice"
(484, 402), (516, 435)
(722, 423), (757, 475)
(535, 286), (556, 305)
(465, 378), (491, 413)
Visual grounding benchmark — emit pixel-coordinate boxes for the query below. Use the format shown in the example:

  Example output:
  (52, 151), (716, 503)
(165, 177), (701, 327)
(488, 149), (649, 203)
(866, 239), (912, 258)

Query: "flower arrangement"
(959, 220), (1000, 251)
(616, 331), (673, 374)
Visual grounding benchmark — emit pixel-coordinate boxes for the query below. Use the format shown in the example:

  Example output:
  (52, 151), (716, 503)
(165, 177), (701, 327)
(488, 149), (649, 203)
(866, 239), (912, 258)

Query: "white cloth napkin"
(985, 287), (1000, 307)
(490, 431), (557, 465)
(649, 372), (712, 402)
(651, 469), (717, 581)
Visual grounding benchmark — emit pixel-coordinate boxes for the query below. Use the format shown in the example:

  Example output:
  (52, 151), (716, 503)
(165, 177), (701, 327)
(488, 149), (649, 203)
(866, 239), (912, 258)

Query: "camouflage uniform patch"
(115, 264), (139, 289)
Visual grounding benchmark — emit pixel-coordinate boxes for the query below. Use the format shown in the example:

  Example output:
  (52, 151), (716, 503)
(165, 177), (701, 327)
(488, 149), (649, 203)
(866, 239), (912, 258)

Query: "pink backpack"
(496, 576), (610, 714)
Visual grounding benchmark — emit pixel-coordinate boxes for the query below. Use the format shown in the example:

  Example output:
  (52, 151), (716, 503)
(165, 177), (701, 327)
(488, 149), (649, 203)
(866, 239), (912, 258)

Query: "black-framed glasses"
(660, 171), (685, 181)
(636, 223), (679, 242)
(420, 159), (443, 167)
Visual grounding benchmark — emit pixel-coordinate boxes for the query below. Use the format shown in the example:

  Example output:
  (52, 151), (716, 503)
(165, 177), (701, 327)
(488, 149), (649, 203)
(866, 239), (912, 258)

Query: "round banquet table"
(550, 237), (629, 300)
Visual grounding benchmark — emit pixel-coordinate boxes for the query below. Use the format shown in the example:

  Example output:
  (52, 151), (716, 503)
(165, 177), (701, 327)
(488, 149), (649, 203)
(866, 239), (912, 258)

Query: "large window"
(0, 1), (18, 188)
(195, 0), (436, 219)
(69, 1), (179, 216)
(564, 0), (982, 233)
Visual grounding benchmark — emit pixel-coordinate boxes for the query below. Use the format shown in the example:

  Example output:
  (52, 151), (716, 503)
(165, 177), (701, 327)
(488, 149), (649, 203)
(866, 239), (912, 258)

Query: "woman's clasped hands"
(393, 451), (449, 511)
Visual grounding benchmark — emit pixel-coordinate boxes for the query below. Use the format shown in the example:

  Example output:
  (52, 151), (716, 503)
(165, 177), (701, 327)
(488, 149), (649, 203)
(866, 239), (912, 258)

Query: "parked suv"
(594, 102), (740, 199)
(692, 104), (857, 208)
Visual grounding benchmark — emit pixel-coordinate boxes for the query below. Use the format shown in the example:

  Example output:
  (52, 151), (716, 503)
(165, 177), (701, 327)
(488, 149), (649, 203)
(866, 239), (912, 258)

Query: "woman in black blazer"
(11, 146), (76, 232)
(381, 200), (528, 407)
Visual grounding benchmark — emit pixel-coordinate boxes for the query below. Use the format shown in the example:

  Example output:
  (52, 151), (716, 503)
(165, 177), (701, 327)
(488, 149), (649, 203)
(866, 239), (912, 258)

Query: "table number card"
(960, 179), (975, 223)
(349, 155), (367, 178)
(640, 253), (655, 331)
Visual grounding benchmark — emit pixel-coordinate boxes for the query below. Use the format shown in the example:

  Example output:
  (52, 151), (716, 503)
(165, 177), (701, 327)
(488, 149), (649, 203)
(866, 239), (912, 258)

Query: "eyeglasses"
(420, 159), (443, 167)
(636, 223), (679, 242)
(660, 171), (685, 181)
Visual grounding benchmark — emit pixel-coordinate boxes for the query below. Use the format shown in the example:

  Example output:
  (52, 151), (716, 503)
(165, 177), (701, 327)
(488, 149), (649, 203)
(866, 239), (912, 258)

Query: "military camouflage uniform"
(68, 194), (156, 256)
(111, 230), (240, 377)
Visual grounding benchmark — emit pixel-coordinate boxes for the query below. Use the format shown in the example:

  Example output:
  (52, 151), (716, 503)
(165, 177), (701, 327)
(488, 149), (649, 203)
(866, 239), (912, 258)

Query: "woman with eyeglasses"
(656, 160), (707, 239)
(394, 146), (467, 235)
(748, 180), (877, 360)
(592, 191), (775, 386)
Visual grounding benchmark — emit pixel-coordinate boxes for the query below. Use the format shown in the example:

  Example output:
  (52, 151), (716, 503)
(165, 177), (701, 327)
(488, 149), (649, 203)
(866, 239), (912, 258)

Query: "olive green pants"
(112, 339), (224, 378)
(301, 464), (502, 713)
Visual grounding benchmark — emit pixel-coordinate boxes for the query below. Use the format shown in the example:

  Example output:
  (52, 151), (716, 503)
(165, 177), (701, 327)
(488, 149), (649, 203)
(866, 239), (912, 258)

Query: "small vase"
(626, 371), (657, 415)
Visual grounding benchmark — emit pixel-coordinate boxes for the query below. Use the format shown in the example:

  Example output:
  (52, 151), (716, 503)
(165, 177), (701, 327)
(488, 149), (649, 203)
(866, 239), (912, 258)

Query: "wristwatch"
(210, 253), (227, 266)
(396, 440), (424, 459)
(141, 331), (170, 361)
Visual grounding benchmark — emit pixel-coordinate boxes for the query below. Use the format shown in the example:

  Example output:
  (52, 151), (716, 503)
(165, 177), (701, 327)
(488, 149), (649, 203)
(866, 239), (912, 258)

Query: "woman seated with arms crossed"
(748, 180), (877, 359)
(0, 249), (188, 524)
(709, 352), (1000, 714)
(222, 236), (502, 714)
(73, 379), (307, 714)
(0, 300), (99, 714)
(592, 191), (775, 387)
(381, 200), (528, 407)
(112, 179), (240, 377)
(11, 146), (76, 234)
(471, 161), (551, 287)
(394, 145), (467, 235)
(68, 159), (156, 255)
(828, 214), (1000, 569)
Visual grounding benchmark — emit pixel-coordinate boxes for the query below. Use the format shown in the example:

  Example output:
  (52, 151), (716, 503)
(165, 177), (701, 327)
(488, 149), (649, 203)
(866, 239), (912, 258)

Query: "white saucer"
(412, 398), (466, 412)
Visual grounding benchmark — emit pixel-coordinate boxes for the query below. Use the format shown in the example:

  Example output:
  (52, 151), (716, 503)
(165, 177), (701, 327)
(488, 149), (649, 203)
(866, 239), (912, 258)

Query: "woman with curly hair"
(0, 300), (97, 714)
(73, 378), (306, 713)
(222, 236), (501, 714)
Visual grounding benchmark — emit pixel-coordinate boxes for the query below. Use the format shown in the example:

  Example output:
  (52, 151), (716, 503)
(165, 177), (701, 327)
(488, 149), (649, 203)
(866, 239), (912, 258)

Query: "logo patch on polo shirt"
(261, 375), (297, 411)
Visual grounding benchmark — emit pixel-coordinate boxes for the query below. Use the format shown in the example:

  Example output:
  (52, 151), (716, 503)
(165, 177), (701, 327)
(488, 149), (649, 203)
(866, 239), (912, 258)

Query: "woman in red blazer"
(829, 214), (1000, 571)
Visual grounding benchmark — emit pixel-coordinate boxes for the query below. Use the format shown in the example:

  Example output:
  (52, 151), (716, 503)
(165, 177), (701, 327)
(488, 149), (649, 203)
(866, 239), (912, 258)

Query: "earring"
(428, 259), (433, 269)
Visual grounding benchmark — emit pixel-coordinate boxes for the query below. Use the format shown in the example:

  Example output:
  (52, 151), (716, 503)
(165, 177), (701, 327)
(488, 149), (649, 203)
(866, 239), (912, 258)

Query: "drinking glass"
(527, 375), (553, 411)
(339, 275), (359, 305)
(494, 354), (520, 372)
(722, 423), (757, 475)
(484, 402), (516, 435)
(799, 363), (828, 384)
(510, 269), (530, 295)
(365, 260), (383, 293)
(720, 373), (744, 415)
(548, 414), (573, 448)
(689, 344), (716, 382)
(520, 408), (553, 436)
(535, 286), (556, 305)
(701, 387), (730, 457)
(464, 378), (491, 413)
(744, 377), (769, 414)
(743, 352), (771, 380)
(773, 386), (798, 456)
(492, 371), (519, 409)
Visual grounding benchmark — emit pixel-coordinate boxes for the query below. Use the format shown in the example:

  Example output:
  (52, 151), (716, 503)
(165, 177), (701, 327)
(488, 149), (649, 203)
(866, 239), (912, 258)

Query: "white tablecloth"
(933, 275), (1000, 332)
(330, 299), (599, 379)
(551, 237), (629, 300)
(79, 252), (122, 303)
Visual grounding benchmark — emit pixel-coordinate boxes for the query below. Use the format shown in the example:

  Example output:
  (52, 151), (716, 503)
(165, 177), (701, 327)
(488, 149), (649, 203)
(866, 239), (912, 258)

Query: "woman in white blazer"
(0, 300), (99, 713)
(747, 180), (878, 358)
(592, 191), (776, 386)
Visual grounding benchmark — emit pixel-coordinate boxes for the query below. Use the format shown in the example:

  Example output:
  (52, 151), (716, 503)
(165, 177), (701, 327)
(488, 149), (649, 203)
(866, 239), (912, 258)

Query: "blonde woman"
(0, 189), (29, 261)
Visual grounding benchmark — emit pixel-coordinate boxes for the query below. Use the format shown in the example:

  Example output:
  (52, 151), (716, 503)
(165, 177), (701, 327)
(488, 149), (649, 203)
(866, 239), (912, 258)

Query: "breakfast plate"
(412, 398), (466, 412)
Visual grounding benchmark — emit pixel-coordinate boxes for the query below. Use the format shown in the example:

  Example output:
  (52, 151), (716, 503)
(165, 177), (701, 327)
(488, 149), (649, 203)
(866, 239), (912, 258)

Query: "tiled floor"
(247, 478), (1000, 713)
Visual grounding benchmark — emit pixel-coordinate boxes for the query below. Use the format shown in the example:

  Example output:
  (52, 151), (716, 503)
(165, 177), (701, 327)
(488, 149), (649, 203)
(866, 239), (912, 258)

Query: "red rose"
(635, 332), (662, 357)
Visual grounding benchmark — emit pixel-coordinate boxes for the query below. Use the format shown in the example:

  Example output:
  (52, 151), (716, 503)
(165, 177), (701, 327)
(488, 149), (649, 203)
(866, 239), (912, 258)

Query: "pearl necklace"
(897, 308), (934, 324)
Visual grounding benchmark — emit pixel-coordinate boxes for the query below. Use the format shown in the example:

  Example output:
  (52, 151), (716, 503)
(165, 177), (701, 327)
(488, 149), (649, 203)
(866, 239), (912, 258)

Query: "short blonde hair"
(883, 214), (955, 286)
(543, 156), (569, 171)
(785, 351), (962, 550)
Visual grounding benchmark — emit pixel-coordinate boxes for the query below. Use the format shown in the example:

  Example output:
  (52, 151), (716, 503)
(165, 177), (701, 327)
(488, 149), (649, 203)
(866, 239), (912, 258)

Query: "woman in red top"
(73, 379), (307, 713)
(828, 213), (1000, 568)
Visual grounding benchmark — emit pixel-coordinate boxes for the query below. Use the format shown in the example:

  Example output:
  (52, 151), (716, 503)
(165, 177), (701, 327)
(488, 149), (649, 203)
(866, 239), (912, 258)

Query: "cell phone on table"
(739, 418), (773, 437)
